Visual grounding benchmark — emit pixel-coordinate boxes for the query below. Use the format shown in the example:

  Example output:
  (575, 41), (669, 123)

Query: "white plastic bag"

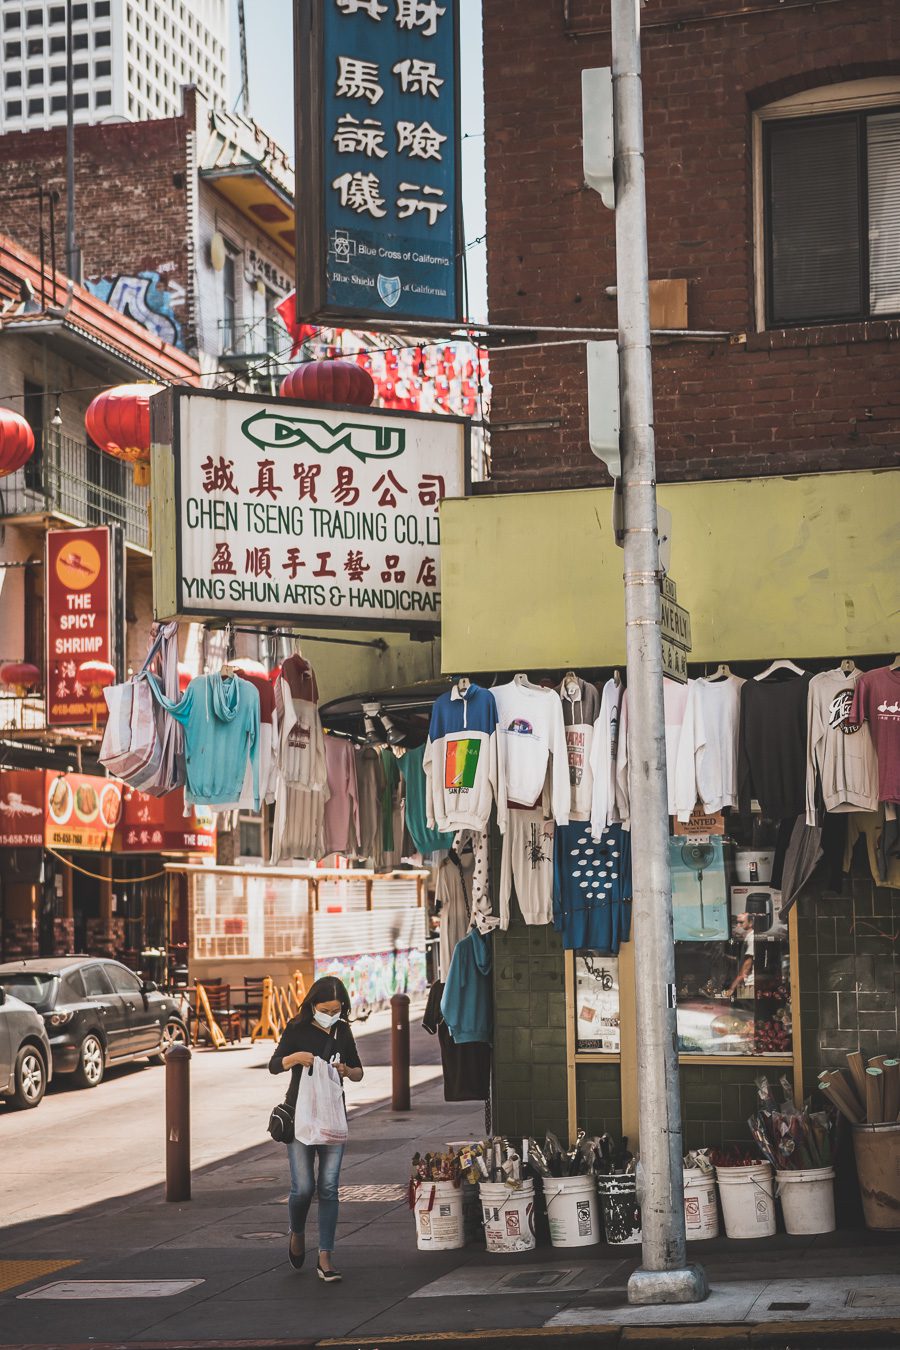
(293, 1057), (348, 1146)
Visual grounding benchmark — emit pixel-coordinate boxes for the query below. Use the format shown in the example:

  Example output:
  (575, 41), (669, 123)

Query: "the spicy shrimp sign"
(45, 527), (112, 726)
(150, 388), (468, 631)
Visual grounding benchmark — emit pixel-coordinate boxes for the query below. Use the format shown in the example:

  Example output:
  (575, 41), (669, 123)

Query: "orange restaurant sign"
(0, 771), (214, 854)
(45, 526), (112, 727)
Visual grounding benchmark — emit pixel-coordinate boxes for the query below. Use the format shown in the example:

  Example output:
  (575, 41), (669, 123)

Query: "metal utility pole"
(237, 0), (250, 117)
(611, 0), (708, 1307)
(64, 0), (79, 281)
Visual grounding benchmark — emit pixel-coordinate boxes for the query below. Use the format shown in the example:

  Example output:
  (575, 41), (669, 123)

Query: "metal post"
(64, 0), (78, 282)
(390, 992), (410, 1112)
(611, 0), (707, 1307)
(165, 1042), (191, 1202)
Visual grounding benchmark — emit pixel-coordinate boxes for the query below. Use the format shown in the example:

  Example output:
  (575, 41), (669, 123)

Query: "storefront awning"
(440, 469), (899, 672)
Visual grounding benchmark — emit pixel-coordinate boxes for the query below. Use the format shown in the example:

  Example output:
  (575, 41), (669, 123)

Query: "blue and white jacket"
(424, 683), (507, 834)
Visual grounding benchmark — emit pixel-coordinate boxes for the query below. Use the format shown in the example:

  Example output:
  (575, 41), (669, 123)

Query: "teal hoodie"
(440, 929), (492, 1045)
(153, 673), (260, 811)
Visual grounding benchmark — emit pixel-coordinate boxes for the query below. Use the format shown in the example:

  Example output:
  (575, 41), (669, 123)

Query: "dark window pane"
(767, 117), (861, 324)
(72, 2), (88, 17)
(60, 970), (85, 1001)
(94, 29), (110, 47)
(867, 111), (900, 316)
(4, 13), (22, 29)
(6, 70), (22, 87)
(74, 61), (88, 78)
(95, 58), (110, 75)
(5, 40), (21, 56)
(49, 65), (65, 83)
(27, 96), (43, 113)
(95, 0), (111, 13)
(73, 91), (88, 108)
(27, 67), (42, 85)
(107, 964), (141, 995)
(27, 36), (42, 54)
(49, 5), (65, 21)
(50, 93), (65, 110)
(82, 964), (113, 996)
(5, 99), (22, 116)
(26, 9), (42, 26)
(95, 88), (111, 106)
(73, 31), (88, 48)
(49, 34), (64, 52)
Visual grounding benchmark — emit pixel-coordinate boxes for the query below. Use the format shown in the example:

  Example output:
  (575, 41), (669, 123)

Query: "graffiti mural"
(86, 270), (185, 349)
(315, 947), (427, 1014)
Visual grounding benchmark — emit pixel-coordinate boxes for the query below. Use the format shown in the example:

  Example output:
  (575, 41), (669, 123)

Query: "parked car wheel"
(153, 1018), (188, 1063)
(10, 1045), (46, 1109)
(73, 1033), (105, 1088)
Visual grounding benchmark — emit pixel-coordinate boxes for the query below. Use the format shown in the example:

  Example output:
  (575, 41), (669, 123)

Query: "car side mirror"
(141, 980), (158, 994)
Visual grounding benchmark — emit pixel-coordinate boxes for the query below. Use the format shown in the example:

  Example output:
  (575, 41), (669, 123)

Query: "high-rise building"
(0, 0), (228, 134)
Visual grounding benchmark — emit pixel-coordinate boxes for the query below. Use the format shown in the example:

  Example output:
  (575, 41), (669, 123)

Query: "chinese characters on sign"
(298, 0), (460, 322)
(153, 390), (466, 628)
(118, 788), (215, 854)
(45, 527), (112, 727)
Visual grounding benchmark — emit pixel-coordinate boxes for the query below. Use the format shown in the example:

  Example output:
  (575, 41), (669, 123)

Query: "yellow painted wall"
(440, 470), (899, 672)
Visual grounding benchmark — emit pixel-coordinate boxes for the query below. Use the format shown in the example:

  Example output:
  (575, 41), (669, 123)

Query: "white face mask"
(313, 1010), (341, 1030)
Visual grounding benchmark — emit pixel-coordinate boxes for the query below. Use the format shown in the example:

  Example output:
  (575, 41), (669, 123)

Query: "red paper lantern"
(0, 661), (40, 695)
(279, 360), (375, 407)
(85, 383), (163, 487)
(0, 408), (35, 479)
(78, 660), (116, 694)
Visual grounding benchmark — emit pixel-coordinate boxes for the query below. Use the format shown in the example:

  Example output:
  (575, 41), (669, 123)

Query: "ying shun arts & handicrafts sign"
(151, 389), (468, 630)
(294, 0), (461, 324)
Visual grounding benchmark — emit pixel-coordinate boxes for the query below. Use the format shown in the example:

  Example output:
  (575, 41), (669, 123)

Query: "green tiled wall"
(491, 857), (899, 1148)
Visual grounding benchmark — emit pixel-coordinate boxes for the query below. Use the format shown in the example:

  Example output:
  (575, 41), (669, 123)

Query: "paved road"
(0, 1002), (440, 1227)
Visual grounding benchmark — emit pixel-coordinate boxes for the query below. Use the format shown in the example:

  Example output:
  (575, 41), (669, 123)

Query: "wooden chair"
(241, 975), (265, 1036)
(204, 983), (242, 1043)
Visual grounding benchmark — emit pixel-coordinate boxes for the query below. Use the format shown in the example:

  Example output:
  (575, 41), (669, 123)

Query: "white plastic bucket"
(597, 1173), (642, 1245)
(412, 1179), (464, 1251)
(716, 1163), (776, 1239)
(543, 1174), (600, 1247)
(683, 1167), (719, 1240)
(480, 1179), (536, 1253)
(776, 1167), (835, 1235)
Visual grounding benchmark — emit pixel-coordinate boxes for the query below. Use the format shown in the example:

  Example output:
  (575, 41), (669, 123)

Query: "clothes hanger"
(890, 655), (900, 671)
(840, 658), (858, 675)
(754, 658), (806, 681)
(562, 670), (581, 698)
(613, 668), (623, 689)
(706, 663), (731, 682)
(513, 672), (544, 690)
(453, 676), (471, 695)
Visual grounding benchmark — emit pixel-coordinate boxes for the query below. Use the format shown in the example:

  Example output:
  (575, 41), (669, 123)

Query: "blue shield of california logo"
(377, 274), (402, 308)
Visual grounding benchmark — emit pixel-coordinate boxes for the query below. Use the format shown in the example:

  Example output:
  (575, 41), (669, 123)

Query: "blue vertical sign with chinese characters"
(307, 0), (460, 324)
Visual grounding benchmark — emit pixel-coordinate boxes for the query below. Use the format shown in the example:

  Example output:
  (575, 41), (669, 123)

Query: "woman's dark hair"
(296, 975), (351, 1027)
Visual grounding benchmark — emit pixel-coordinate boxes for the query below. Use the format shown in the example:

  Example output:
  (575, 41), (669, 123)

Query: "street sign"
(294, 0), (462, 326)
(661, 637), (688, 684)
(661, 575), (677, 602)
(45, 526), (112, 726)
(660, 594), (692, 651)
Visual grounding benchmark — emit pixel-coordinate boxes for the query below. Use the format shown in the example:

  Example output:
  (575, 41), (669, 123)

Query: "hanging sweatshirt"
(270, 782), (327, 863)
(673, 674), (745, 821)
(738, 673), (812, 820)
(274, 655), (327, 792)
(237, 671), (278, 804)
(440, 928), (492, 1045)
(553, 821), (632, 953)
(590, 678), (623, 840)
(805, 668), (879, 823)
(615, 679), (689, 827)
(323, 736), (360, 857)
(424, 684), (506, 834)
(558, 675), (601, 822)
(435, 852), (474, 979)
(493, 680), (569, 826)
(355, 745), (384, 860)
(849, 666), (900, 804)
(153, 673), (260, 811)
(399, 743), (454, 855)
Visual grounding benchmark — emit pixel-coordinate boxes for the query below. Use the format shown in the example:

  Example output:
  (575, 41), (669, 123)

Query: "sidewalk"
(1, 1025), (899, 1350)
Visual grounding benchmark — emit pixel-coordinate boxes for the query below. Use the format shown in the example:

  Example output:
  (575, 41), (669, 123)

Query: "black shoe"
(317, 1263), (342, 1283)
(288, 1235), (305, 1270)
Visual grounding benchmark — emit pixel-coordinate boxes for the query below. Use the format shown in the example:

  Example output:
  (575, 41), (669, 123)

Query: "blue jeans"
(286, 1140), (345, 1252)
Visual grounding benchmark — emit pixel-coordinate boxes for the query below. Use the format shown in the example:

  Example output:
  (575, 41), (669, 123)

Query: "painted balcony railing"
(0, 433), (150, 551)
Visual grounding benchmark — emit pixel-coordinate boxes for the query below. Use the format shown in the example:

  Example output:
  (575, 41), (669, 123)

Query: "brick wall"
(0, 113), (192, 350)
(483, 0), (900, 489)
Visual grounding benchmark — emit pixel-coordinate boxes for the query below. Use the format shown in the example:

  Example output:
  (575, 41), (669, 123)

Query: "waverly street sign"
(150, 389), (468, 631)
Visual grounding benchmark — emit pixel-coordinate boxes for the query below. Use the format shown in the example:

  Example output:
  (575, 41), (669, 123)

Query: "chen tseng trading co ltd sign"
(150, 389), (468, 630)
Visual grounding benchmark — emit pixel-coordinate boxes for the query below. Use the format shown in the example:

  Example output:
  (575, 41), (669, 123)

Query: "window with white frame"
(758, 81), (900, 327)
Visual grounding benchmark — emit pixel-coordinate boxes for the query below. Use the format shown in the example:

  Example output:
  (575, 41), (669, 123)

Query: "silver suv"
(0, 986), (52, 1109)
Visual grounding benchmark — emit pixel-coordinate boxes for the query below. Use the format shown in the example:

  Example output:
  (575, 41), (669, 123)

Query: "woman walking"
(269, 976), (364, 1282)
